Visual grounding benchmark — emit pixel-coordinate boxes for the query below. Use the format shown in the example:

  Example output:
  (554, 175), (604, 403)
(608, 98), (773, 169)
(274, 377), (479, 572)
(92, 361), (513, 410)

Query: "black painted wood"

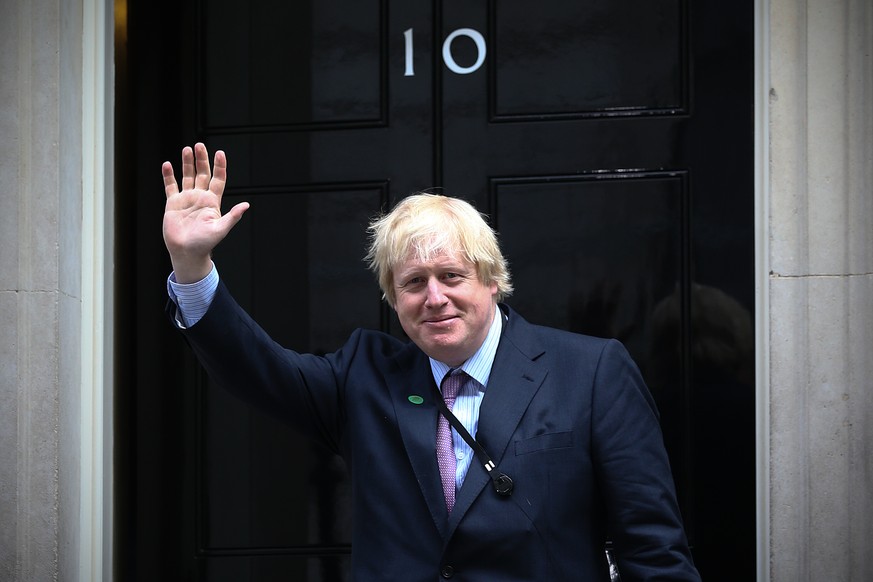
(121, 0), (755, 579)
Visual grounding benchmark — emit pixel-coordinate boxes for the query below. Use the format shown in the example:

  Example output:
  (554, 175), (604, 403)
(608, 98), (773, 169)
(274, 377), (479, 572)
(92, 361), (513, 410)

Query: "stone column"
(0, 0), (86, 579)
(768, 0), (873, 580)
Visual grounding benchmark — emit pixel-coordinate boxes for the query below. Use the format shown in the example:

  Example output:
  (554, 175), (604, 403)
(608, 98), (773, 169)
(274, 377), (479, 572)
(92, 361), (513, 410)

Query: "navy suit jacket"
(177, 282), (700, 581)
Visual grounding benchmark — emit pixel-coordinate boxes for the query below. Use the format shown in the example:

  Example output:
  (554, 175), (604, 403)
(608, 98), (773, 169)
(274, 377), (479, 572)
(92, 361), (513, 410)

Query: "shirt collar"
(429, 304), (503, 391)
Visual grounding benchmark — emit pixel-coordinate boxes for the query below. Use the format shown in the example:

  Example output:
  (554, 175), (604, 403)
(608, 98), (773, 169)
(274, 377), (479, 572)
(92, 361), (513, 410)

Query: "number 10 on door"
(404, 28), (487, 76)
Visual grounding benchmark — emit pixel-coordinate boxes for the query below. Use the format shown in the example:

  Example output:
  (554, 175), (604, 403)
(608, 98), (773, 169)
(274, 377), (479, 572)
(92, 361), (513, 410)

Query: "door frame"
(81, 0), (114, 580)
(752, 0), (771, 580)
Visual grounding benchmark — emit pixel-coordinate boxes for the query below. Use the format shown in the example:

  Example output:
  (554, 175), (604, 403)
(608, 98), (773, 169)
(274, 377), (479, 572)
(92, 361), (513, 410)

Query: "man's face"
(393, 249), (498, 367)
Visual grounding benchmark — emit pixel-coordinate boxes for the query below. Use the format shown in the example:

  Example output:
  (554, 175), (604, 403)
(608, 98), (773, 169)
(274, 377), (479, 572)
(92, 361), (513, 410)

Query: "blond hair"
(365, 193), (513, 306)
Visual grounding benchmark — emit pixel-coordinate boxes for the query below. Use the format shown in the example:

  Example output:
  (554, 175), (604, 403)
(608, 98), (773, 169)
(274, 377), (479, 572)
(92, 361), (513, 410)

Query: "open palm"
(162, 143), (249, 282)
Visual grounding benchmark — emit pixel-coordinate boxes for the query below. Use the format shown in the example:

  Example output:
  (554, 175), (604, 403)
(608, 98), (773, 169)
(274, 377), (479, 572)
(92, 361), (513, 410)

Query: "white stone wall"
(768, 0), (873, 580)
(0, 0), (84, 579)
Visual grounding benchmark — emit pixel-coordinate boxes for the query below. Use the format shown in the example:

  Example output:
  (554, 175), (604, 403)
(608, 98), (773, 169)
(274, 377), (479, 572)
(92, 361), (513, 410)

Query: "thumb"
(217, 201), (250, 236)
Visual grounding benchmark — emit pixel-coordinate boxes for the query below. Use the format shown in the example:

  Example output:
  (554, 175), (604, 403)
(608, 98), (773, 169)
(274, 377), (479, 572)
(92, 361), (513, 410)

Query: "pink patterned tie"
(437, 371), (466, 512)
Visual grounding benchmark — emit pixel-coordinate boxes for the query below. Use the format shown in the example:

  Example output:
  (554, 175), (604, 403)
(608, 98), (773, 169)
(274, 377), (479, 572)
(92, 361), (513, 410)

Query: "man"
(163, 143), (701, 581)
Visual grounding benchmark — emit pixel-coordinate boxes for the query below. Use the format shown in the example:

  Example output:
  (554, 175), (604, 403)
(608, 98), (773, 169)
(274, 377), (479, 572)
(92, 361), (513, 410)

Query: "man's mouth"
(424, 315), (458, 325)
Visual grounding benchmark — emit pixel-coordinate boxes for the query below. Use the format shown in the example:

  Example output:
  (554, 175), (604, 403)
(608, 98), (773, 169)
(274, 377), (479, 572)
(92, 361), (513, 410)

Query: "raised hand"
(162, 143), (249, 283)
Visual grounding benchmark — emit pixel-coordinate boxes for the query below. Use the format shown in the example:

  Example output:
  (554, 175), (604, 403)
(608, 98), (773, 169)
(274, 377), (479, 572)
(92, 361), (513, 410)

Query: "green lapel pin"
(408, 395), (424, 405)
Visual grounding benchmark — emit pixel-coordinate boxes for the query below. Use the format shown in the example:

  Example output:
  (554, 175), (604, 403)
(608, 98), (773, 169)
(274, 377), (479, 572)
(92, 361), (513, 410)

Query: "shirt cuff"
(167, 262), (219, 328)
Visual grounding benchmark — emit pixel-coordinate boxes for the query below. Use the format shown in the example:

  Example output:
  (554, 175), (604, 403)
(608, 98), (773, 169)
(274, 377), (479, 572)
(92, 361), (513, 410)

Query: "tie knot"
(441, 371), (466, 401)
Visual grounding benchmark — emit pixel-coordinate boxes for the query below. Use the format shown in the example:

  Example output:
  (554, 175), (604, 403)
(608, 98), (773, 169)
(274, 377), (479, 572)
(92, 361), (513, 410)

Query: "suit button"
(440, 565), (455, 578)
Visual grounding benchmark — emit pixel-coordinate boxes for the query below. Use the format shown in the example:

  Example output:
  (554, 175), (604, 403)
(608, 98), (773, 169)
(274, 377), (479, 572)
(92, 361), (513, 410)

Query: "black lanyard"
(433, 383), (514, 497)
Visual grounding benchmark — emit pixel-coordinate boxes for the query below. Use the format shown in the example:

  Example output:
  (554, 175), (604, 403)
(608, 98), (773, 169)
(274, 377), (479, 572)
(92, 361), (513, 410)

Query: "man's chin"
(419, 340), (472, 366)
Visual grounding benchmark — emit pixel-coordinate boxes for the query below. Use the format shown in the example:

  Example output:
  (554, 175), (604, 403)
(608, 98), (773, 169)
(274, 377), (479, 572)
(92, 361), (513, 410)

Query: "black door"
(119, 0), (755, 580)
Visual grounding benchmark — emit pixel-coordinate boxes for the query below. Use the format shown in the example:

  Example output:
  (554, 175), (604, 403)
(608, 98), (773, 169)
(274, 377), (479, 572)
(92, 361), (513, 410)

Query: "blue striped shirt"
(166, 264), (219, 328)
(168, 267), (503, 491)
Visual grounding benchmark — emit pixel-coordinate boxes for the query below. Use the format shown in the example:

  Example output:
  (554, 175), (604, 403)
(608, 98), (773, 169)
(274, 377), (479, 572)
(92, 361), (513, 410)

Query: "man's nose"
(424, 279), (447, 307)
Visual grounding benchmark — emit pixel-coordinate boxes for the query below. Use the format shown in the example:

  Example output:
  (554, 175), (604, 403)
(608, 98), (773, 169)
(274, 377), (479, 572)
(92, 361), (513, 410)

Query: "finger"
(181, 146), (195, 191)
(194, 142), (212, 191)
(162, 161), (179, 197)
(210, 150), (227, 198)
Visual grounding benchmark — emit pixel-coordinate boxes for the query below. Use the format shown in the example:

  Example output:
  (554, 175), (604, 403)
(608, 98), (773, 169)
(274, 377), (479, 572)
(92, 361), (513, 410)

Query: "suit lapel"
(385, 344), (451, 537)
(447, 307), (548, 535)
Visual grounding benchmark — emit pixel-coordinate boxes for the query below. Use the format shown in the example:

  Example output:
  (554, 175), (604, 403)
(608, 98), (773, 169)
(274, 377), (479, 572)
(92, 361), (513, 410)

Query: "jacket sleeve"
(591, 339), (701, 581)
(169, 280), (357, 455)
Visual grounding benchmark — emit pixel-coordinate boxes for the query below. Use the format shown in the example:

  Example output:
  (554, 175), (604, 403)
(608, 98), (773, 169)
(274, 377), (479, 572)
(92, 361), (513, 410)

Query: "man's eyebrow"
(395, 269), (423, 282)
(444, 263), (473, 272)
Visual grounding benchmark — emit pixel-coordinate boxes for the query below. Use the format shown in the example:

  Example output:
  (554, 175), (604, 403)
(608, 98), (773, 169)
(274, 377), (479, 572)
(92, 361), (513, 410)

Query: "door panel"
(202, 0), (384, 130)
(123, 0), (755, 579)
(492, 0), (686, 118)
(494, 173), (686, 353)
